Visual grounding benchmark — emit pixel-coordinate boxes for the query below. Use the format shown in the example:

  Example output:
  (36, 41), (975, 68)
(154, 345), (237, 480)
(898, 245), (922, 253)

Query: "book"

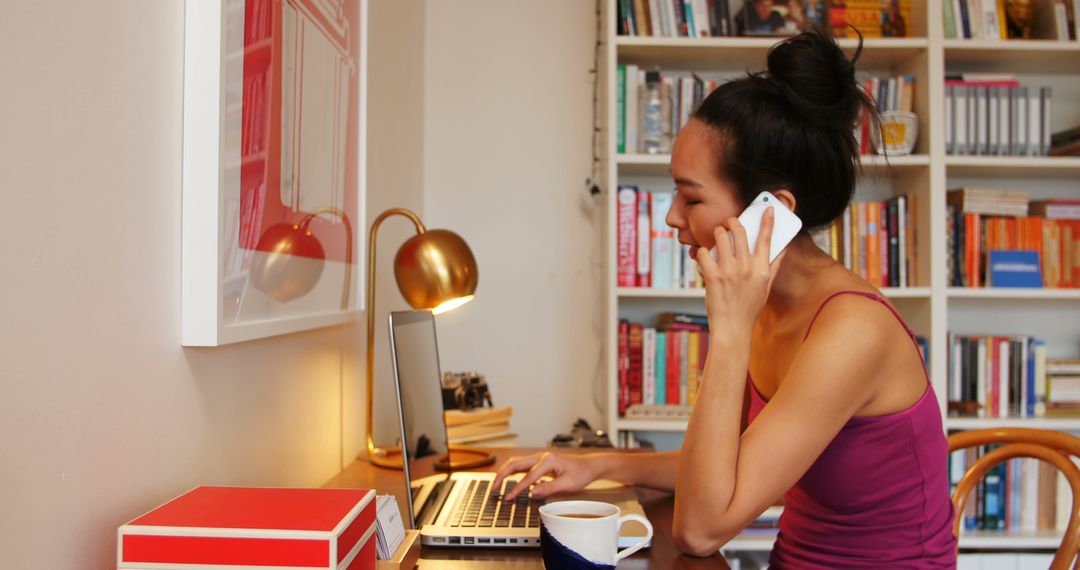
(947, 188), (1030, 217)
(658, 312), (708, 329)
(447, 420), (511, 441)
(1030, 200), (1080, 220)
(651, 192), (675, 288)
(444, 406), (512, 427)
(617, 186), (638, 287)
(636, 191), (652, 287)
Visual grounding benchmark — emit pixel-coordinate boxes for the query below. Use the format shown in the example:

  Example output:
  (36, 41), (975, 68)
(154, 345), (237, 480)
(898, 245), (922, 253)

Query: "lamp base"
(434, 446), (496, 471)
(369, 446), (405, 470)
(369, 445), (496, 471)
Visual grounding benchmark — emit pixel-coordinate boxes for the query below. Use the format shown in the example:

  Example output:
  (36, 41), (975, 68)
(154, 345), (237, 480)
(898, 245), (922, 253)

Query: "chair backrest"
(948, 428), (1080, 570)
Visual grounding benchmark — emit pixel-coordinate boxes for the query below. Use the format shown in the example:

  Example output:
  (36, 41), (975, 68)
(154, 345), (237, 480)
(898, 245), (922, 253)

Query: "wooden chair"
(948, 428), (1080, 570)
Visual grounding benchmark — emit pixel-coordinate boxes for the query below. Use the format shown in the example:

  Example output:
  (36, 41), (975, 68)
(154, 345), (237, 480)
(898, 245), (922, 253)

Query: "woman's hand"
(492, 452), (600, 501)
(695, 207), (785, 344)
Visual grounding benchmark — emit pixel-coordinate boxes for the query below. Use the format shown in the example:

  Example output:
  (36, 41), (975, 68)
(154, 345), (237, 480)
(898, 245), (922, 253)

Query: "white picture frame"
(182, 0), (367, 346)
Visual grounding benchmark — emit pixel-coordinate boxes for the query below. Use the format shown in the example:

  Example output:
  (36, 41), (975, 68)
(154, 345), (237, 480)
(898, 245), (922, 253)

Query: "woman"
(495, 29), (957, 567)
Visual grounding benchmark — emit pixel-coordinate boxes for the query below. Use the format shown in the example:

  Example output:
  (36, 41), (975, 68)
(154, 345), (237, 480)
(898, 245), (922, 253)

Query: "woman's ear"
(772, 189), (797, 213)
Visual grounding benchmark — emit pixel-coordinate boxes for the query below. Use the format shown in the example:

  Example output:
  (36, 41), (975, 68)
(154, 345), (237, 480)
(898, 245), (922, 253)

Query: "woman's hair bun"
(763, 28), (868, 131)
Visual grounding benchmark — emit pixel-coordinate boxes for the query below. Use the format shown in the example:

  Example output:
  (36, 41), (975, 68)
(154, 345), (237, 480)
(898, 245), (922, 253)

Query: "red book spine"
(618, 186), (638, 287)
(629, 323), (644, 406)
(666, 331), (680, 405)
(618, 320), (630, 416)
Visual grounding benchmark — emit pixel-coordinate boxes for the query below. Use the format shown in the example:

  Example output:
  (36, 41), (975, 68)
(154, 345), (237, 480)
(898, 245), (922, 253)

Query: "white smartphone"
(710, 191), (803, 264)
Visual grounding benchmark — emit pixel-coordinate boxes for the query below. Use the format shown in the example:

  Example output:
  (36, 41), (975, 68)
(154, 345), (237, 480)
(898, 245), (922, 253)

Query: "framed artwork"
(182, 0), (367, 346)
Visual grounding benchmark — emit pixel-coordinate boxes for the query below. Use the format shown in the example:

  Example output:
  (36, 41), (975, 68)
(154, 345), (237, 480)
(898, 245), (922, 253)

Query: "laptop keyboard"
(447, 478), (542, 528)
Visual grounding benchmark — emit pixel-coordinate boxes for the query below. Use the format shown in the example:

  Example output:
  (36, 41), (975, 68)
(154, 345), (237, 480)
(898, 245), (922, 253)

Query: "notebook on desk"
(388, 310), (650, 549)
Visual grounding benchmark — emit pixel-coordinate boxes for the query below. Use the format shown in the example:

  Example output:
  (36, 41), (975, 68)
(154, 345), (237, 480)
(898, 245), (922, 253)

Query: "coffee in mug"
(538, 500), (653, 569)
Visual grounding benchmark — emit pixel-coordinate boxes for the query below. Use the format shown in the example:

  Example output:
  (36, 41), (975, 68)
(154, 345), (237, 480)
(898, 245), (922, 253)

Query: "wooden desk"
(324, 447), (733, 569)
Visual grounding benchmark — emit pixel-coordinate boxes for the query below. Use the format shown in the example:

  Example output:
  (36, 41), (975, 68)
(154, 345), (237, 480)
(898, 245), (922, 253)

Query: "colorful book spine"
(651, 192), (675, 289)
(655, 331), (667, 405)
(617, 186), (638, 287)
(643, 327), (656, 405)
(636, 191), (652, 287)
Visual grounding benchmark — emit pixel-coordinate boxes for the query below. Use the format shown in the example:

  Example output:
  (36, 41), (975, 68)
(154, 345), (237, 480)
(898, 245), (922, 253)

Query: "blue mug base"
(540, 524), (615, 570)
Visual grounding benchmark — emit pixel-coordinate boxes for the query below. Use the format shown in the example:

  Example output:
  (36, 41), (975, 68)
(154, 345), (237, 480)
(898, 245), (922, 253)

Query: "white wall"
(0, 1), (423, 567)
(423, 1), (606, 445)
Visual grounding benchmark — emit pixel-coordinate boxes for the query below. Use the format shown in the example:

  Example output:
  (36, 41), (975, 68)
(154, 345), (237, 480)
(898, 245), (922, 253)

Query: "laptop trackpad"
(554, 479), (651, 548)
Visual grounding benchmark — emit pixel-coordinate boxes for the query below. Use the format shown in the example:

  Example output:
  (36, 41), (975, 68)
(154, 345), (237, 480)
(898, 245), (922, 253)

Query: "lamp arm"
(300, 206), (353, 310)
(365, 208), (426, 461)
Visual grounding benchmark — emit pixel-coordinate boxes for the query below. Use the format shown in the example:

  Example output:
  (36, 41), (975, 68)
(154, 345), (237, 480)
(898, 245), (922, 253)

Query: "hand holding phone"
(710, 191), (803, 263)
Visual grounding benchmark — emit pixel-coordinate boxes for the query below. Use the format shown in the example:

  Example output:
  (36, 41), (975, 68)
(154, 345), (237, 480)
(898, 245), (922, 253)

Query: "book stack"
(617, 187), (702, 289)
(857, 75), (917, 155)
(615, 0), (911, 38)
(944, 0), (1080, 39)
(949, 447), (1071, 534)
(444, 406), (514, 445)
(616, 0), (738, 37)
(944, 74), (1052, 157)
(811, 195), (919, 288)
(947, 191), (1080, 288)
(1052, 125), (1080, 156)
(1045, 359), (1080, 417)
(828, 0), (912, 38)
(947, 334), (1047, 418)
(618, 313), (709, 417)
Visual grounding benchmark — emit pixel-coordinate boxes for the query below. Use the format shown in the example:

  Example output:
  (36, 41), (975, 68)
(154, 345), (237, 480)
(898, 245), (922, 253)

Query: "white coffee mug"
(538, 500), (653, 569)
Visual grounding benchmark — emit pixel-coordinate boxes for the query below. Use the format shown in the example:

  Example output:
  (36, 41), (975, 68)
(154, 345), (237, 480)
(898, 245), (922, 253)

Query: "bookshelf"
(602, 0), (1080, 555)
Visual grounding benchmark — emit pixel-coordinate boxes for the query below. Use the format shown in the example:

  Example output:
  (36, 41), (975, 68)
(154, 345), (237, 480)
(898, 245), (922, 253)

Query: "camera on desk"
(441, 371), (494, 411)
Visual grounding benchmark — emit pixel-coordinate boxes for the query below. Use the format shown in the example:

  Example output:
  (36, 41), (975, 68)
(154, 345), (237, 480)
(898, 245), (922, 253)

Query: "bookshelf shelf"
(615, 36), (928, 70)
(943, 40), (1080, 73)
(612, 418), (689, 432)
(947, 417), (1080, 430)
(617, 287), (931, 299)
(947, 288), (1080, 300)
(617, 153), (931, 176)
(617, 287), (703, 299)
(945, 155), (1080, 177)
(957, 530), (1064, 550)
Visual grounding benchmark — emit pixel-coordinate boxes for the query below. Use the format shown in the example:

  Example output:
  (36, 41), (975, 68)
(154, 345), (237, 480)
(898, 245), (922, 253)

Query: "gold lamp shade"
(394, 229), (478, 314)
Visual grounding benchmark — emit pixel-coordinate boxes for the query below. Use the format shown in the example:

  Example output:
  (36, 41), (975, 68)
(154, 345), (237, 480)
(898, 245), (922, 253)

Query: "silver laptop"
(388, 310), (543, 548)
(388, 310), (651, 550)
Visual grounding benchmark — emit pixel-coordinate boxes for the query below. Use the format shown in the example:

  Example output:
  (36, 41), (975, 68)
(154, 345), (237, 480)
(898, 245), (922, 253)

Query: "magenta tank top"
(748, 291), (957, 568)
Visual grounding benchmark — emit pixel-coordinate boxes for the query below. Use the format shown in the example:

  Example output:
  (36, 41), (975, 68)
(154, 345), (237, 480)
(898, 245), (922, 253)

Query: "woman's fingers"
(504, 454), (555, 501)
(711, 225), (734, 266)
(493, 454), (541, 496)
(754, 207), (776, 265)
(727, 217), (750, 262)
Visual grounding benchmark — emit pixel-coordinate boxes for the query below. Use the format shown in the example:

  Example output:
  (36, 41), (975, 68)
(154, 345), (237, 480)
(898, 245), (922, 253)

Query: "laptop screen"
(388, 310), (450, 523)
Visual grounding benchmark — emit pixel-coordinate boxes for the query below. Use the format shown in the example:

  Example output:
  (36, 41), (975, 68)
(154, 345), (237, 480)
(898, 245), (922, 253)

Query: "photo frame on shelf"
(182, 0), (368, 346)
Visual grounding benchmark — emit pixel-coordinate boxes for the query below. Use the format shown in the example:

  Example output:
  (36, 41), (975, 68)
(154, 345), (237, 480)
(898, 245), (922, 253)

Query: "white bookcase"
(602, 0), (1080, 554)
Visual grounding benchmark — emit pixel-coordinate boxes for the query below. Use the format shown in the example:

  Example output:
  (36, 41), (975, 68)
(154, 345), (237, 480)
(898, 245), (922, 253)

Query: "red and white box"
(118, 486), (376, 570)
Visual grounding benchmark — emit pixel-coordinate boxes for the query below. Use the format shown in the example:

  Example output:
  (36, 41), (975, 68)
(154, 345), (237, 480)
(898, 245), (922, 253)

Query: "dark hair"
(691, 28), (876, 230)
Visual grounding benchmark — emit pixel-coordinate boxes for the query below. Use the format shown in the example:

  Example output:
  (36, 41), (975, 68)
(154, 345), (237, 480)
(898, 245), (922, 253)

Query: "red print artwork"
(239, 0), (360, 266)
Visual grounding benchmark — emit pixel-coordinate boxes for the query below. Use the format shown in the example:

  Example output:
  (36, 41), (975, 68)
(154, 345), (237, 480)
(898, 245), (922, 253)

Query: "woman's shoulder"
(802, 287), (910, 346)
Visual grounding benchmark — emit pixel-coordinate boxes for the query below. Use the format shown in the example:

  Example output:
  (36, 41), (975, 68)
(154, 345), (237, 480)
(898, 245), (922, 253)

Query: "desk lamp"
(366, 208), (479, 469)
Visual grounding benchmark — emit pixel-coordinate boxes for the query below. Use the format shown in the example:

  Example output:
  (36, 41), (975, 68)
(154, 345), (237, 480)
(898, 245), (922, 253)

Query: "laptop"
(387, 310), (651, 549)
(388, 310), (544, 547)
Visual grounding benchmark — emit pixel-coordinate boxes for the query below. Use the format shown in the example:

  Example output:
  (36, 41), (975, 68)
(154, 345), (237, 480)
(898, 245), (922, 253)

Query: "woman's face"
(665, 119), (745, 261)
